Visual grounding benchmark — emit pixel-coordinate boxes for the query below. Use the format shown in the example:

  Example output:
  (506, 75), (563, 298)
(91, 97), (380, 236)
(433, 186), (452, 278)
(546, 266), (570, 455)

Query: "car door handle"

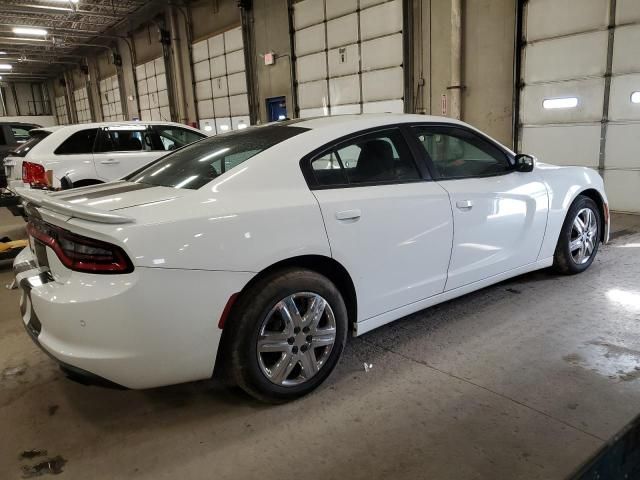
(100, 159), (120, 165)
(335, 209), (361, 221)
(456, 200), (473, 210)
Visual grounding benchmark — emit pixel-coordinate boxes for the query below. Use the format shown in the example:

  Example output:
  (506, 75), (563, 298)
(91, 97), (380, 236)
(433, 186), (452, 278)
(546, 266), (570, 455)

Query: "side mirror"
(514, 154), (535, 172)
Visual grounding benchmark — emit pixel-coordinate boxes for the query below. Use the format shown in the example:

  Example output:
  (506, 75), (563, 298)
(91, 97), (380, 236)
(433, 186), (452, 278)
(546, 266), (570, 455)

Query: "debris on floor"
(21, 455), (67, 478)
(20, 450), (47, 460)
(0, 237), (28, 262)
(363, 362), (373, 373)
(2, 365), (27, 378)
(48, 405), (59, 416)
(506, 288), (522, 294)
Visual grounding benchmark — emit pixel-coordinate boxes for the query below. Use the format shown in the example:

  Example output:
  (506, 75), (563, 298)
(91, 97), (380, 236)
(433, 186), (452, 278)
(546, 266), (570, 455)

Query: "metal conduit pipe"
(168, 6), (187, 124)
(449, 0), (463, 120)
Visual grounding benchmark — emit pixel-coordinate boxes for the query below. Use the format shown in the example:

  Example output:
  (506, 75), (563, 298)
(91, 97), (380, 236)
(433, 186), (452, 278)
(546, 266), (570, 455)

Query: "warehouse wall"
(412, 0), (516, 147)
(18, 0), (517, 141)
(251, 0), (294, 123)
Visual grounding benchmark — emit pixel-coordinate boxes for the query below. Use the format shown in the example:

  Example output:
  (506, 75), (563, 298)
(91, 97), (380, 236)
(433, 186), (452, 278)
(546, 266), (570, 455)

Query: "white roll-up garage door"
(191, 26), (250, 134)
(292, 0), (405, 118)
(54, 95), (68, 125)
(99, 74), (124, 121)
(73, 86), (92, 123)
(135, 57), (171, 122)
(519, 0), (640, 213)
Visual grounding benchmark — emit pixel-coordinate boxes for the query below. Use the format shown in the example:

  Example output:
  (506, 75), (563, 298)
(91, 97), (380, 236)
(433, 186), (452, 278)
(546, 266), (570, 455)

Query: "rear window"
(9, 130), (51, 157)
(11, 124), (37, 143)
(126, 125), (308, 190)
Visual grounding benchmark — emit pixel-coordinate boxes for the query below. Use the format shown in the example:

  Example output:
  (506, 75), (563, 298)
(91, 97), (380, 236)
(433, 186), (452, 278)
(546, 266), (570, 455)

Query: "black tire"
(224, 268), (348, 403)
(553, 195), (601, 275)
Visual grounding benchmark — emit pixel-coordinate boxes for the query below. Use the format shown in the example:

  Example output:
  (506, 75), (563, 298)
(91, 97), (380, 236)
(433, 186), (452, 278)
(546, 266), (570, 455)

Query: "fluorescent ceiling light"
(0, 52), (6, 55)
(632, 92), (640, 104)
(543, 97), (578, 109)
(50, 0), (79, 2)
(0, 64), (12, 70)
(13, 27), (48, 36)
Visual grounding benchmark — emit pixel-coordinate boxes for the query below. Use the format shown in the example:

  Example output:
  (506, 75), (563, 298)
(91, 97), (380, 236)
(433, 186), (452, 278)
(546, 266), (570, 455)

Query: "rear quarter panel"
(65, 144), (333, 274)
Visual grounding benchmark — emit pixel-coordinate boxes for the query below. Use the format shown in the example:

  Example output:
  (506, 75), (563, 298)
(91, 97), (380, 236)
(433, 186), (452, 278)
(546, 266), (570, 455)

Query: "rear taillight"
(26, 220), (133, 274)
(22, 162), (49, 188)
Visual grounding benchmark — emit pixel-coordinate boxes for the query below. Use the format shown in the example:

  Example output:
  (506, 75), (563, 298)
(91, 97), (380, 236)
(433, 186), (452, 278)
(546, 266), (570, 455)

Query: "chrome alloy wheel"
(570, 207), (598, 265)
(257, 292), (337, 386)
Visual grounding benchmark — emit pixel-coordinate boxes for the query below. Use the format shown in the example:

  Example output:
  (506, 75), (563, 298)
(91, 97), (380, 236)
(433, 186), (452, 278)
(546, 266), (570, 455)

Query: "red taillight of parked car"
(22, 162), (49, 188)
(26, 220), (134, 274)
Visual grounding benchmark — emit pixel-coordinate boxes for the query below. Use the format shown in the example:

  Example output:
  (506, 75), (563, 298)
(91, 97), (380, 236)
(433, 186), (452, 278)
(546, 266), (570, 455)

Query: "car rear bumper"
(14, 246), (253, 389)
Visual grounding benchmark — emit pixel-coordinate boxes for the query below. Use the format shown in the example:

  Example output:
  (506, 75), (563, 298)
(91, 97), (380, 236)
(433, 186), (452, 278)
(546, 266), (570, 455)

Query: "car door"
(307, 127), (454, 321)
(93, 125), (159, 180)
(410, 125), (549, 291)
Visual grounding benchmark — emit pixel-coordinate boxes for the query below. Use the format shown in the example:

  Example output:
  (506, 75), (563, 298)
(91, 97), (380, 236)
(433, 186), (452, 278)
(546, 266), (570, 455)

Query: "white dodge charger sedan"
(13, 114), (609, 402)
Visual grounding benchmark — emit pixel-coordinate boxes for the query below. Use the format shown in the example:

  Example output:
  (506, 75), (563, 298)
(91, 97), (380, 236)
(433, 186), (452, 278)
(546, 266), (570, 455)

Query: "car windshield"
(126, 125), (308, 190)
(9, 130), (51, 157)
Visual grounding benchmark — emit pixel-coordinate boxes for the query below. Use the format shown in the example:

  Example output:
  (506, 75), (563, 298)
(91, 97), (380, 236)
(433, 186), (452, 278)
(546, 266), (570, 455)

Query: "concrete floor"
(1, 208), (640, 480)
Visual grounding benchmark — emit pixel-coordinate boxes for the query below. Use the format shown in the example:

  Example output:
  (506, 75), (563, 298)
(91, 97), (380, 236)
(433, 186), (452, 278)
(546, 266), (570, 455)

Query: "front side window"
(55, 129), (99, 155)
(126, 125), (308, 190)
(412, 126), (511, 179)
(311, 128), (421, 187)
(95, 128), (153, 153)
(152, 126), (205, 151)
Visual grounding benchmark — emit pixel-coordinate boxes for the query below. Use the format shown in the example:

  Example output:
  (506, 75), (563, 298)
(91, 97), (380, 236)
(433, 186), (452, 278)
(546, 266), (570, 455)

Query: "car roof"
(34, 121), (202, 134)
(0, 121), (41, 127)
(282, 113), (467, 130)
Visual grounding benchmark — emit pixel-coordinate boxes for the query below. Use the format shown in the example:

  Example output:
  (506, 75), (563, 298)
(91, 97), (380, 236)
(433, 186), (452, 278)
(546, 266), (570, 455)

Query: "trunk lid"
(18, 181), (189, 224)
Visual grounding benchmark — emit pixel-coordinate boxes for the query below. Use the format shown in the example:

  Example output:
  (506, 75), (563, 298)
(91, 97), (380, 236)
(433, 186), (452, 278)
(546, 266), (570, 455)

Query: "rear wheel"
(553, 195), (601, 274)
(225, 268), (348, 403)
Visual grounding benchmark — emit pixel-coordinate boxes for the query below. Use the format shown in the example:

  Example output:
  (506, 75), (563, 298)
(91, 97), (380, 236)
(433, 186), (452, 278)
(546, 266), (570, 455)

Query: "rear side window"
(311, 128), (421, 187)
(127, 125), (308, 190)
(95, 128), (153, 153)
(152, 126), (205, 151)
(10, 130), (51, 157)
(55, 129), (99, 155)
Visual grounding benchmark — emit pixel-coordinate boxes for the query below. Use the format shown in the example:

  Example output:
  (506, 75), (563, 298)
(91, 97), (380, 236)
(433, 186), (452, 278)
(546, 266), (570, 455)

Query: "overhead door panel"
(292, 0), (405, 118)
(136, 57), (170, 122)
(99, 74), (124, 121)
(519, 0), (640, 212)
(191, 26), (251, 134)
(73, 86), (92, 123)
(54, 95), (68, 125)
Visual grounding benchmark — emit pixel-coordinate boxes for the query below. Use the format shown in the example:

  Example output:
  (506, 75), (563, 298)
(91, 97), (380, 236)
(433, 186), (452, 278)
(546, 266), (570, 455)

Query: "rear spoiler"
(15, 187), (135, 225)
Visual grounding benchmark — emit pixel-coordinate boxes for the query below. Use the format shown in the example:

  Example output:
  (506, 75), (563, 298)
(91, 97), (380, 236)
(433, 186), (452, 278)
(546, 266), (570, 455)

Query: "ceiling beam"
(1, 5), (121, 20)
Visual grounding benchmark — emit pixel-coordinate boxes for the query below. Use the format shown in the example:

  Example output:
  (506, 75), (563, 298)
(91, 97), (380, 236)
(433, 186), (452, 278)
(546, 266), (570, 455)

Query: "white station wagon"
(3, 121), (206, 191)
(13, 114), (609, 403)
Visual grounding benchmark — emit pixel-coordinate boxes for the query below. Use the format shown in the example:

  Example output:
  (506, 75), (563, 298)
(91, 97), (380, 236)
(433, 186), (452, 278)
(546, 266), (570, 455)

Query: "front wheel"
(225, 268), (348, 403)
(553, 195), (601, 274)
